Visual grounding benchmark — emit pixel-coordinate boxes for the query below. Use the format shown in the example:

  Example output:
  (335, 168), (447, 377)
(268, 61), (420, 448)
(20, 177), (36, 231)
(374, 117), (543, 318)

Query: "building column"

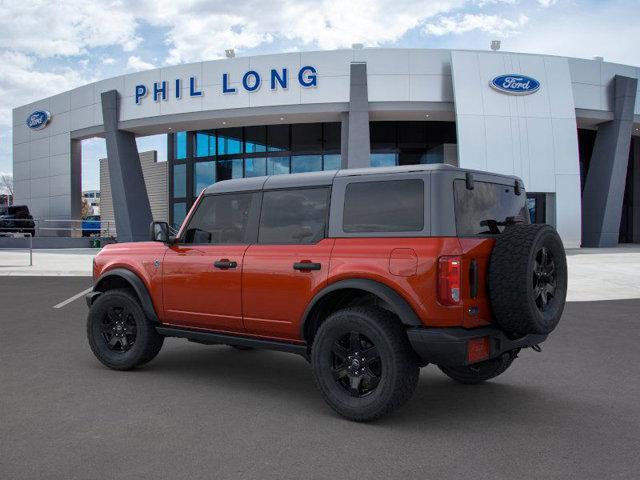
(101, 90), (153, 242)
(582, 75), (638, 247)
(342, 62), (370, 169)
(633, 138), (640, 243)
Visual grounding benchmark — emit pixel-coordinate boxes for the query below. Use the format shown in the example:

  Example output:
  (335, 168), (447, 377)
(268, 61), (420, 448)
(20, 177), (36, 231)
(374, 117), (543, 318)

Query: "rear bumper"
(406, 326), (547, 367)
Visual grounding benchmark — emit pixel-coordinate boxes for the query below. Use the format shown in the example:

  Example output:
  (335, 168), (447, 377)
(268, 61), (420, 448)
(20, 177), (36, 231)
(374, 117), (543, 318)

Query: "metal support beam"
(340, 111), (349, 169)
(633, 139), (640, 243)
(344, 63), (370, 168)
(581, 75), (638, 247)
(101, 90), (153, 242)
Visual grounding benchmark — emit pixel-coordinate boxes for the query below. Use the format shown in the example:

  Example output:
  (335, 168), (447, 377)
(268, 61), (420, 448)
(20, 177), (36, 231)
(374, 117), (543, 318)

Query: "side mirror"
(150, 221), (170, 243)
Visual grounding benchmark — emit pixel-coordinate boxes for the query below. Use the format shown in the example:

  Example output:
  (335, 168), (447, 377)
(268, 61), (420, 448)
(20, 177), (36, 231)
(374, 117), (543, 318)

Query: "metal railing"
(0, 218), (117, 238)
(0, 232), (33, 266)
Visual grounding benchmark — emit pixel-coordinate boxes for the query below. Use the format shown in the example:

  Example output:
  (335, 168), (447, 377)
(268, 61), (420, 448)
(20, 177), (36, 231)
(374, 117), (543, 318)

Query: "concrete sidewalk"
(565, 245), (640, 301)
(0, 248), (96, 277)
(0, 245), (639, 301)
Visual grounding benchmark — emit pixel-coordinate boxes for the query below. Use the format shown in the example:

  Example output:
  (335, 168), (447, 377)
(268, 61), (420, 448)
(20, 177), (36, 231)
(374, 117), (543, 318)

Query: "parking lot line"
(53, 287), (93, 309)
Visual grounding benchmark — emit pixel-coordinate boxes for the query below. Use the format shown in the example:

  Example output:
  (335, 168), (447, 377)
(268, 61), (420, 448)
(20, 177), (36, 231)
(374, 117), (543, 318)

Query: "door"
(162, 191), (259, 332)
(242, 187), (333, 341)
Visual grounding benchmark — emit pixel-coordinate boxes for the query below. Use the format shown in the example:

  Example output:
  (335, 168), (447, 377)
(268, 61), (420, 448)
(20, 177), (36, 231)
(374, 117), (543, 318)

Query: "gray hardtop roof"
(203, 164), (522, 194)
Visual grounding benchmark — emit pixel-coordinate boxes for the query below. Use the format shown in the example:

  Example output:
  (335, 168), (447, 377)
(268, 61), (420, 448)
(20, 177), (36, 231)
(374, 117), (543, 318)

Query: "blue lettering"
(153, 81), (167, 102)
(270, 68), (287, 90)
(222, 73), (236, 93)
(298, 66), (317, 87)
(189, 76), (202, 97)
(175, 79), (181, 99)
(135, 85), (147, 104)
(242, 70), (261, 92)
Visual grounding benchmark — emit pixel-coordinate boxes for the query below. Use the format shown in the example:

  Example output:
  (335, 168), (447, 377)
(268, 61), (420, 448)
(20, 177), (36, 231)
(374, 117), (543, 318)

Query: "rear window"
(343, 179), (424, 233)
(8, 206), (29, 215)
(454, 180), (529, 235)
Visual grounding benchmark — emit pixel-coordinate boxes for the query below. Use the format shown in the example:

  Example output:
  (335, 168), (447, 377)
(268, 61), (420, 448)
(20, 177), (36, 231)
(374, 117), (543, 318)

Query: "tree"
(81, 198), (92, 218)
(0, 173), (13, 206)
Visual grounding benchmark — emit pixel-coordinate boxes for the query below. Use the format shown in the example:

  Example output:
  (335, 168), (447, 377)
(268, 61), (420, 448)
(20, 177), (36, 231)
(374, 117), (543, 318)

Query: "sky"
(0, 0), (639, 191)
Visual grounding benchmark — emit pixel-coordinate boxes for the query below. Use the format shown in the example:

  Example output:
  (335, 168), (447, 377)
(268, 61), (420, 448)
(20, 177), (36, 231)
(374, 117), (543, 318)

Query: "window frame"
(176, 191), (262, 246)
(329, 173), (431, 238)
(257, 186), (332, 245)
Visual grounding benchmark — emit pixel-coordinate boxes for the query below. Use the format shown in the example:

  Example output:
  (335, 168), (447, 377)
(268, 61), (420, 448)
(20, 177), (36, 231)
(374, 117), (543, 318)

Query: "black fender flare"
(300, 278), (422, 340)
(91, 268), (159, 323)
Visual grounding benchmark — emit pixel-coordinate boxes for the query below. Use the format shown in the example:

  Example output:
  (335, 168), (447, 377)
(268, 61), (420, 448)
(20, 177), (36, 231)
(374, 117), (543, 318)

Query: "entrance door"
(242, 187), (333, 341)
(162, 191), (259, 332)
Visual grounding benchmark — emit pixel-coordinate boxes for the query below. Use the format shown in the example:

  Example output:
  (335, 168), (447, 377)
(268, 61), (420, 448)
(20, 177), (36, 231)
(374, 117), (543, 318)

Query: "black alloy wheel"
(331, 331), (382, 398)
(532, 246), (557, 312)
(87, 288), (164, 370)
(311, 306), (419, 422)
(101, 305), (137, 352)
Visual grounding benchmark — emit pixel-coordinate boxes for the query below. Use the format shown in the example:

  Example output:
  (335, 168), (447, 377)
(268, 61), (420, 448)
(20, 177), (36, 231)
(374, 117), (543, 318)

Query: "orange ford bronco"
(86, 164), (567, 421)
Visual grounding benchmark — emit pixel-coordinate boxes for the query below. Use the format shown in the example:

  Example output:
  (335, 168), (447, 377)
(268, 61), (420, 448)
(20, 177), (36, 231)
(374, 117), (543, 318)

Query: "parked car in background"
(0, 205), (35, 237)
(82, 215), (101, 237)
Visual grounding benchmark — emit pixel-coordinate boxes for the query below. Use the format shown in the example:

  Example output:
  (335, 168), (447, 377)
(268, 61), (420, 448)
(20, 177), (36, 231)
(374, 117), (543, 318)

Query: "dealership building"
(11, 48), (640, 248)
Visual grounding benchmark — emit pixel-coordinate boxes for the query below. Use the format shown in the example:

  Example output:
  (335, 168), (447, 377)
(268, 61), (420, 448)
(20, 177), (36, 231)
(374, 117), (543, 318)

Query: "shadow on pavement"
(108, 341), (586, 428)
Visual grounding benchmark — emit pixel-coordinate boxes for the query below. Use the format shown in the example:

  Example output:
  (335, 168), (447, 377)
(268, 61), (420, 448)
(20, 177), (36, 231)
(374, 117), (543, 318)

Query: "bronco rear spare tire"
(488, 224), (567, 335)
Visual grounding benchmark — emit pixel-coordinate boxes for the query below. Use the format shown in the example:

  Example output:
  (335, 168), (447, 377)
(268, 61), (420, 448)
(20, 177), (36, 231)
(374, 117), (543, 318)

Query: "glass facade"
(369, 121), (457, 166)
(168, 122), (342, 226)
(168, 120), (456, 227)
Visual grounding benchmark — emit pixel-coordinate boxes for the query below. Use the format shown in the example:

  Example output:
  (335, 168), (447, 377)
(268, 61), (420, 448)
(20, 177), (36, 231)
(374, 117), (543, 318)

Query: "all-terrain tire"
(87, 289), (164, 370)
(488, 224), (567, 335)
(438, 351), (517, 384)
(311, 306), (419, 422)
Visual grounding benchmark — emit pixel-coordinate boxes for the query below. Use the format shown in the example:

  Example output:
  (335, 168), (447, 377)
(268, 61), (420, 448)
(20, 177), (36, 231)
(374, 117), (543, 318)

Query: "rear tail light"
(467, 336), (491, 364)
(438, 256), (461, 306)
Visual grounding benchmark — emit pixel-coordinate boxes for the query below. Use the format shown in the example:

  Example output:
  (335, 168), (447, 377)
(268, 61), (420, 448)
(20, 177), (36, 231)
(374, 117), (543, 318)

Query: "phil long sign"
(135, 66), (318, 105)
(490, 74), (540, 95)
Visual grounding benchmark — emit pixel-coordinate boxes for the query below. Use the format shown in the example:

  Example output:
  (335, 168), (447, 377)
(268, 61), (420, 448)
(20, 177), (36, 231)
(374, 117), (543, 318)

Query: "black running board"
(156, 326), (309, 359)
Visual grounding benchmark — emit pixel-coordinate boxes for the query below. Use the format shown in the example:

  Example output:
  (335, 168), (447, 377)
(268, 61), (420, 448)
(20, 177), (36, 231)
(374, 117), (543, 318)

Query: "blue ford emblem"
(490, 74), (540, 95)
(26, 110), (51, 130)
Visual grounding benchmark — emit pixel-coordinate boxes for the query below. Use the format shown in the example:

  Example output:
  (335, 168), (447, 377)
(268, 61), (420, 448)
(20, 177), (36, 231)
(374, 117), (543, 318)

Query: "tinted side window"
(259, 188), (329, 244)
(454, 180), (529, 236)
(183, 193), (254, 244)
(343, 179), (424, 232)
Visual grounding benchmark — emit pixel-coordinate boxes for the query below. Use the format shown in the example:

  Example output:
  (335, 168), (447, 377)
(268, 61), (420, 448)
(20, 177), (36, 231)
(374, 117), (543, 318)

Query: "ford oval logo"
(490, 74), (540, 95)
(26, 110), (51, 130)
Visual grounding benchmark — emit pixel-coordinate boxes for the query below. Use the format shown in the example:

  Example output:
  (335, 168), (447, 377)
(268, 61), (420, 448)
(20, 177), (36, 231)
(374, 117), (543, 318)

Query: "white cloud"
(0, 0), (141, 57)
(134, 0), (465, 64)
(475, 0), (517, 6)
(102, 57), (116, 65)
(424, 13), (529, 36)
(0, 51), (89, 171)
(0, 51), (87, 125)
(507, 11), (640, 66)
(126, 55), (156, 72)
(538, 0), (557, 7)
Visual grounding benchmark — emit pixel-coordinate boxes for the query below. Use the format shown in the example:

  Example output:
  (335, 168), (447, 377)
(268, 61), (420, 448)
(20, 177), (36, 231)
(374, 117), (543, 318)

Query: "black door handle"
(293, 262), (321, 271)
(214, 259), (237, 269)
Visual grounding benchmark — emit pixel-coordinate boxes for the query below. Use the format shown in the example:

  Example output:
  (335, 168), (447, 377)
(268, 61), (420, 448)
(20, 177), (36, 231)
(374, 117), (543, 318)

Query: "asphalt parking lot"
(1, 277), (639, 479)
